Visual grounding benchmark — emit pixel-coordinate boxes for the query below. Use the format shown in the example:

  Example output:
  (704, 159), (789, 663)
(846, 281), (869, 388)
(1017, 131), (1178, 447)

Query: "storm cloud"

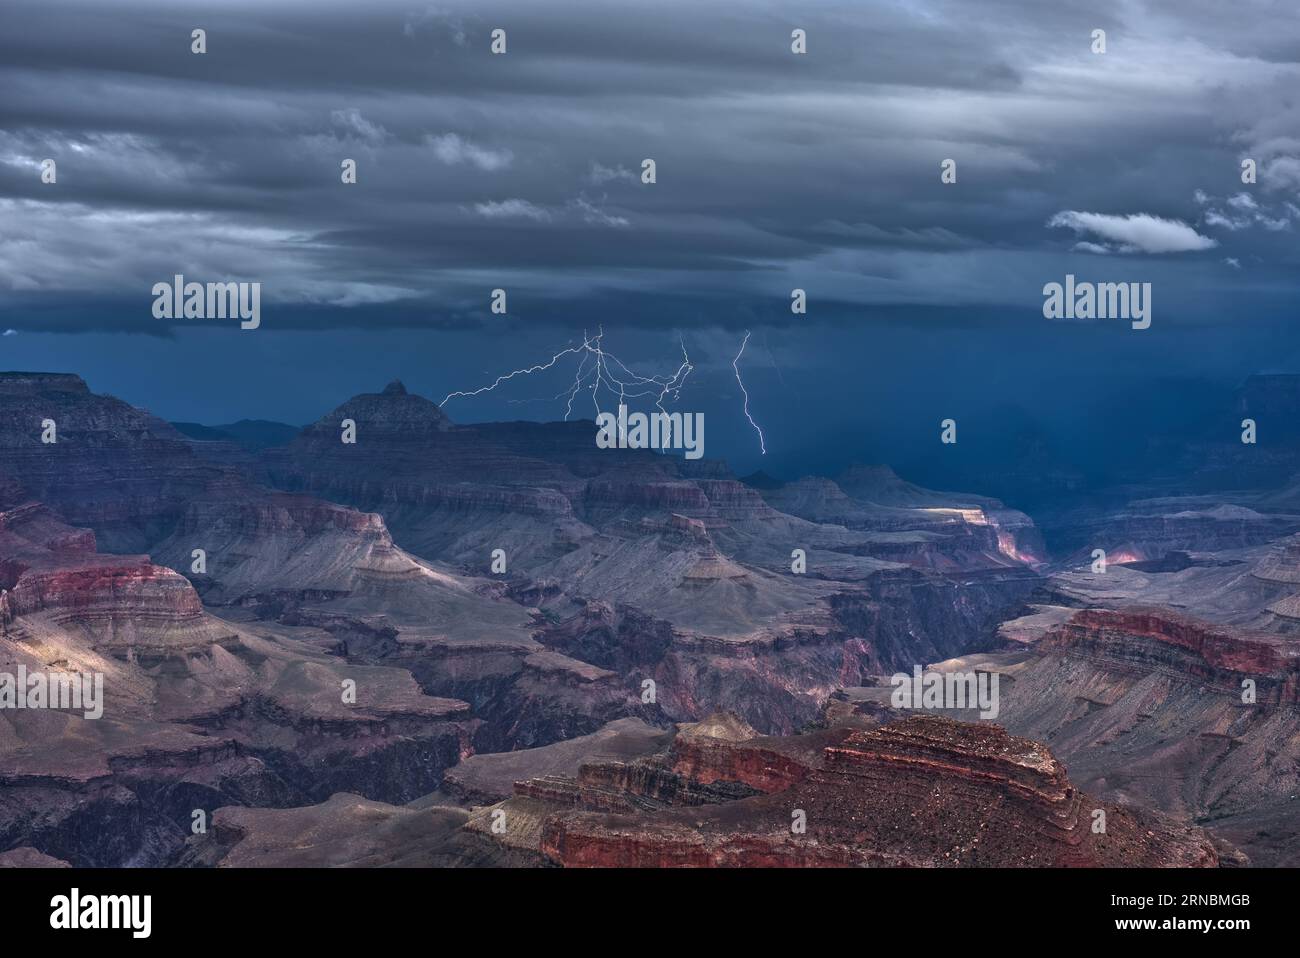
(1, 0), (1297, 336)
(3, 0), (1300, 485)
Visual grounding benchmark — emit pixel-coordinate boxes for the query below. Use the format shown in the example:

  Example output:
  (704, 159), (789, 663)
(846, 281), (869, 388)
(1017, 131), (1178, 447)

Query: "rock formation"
(521, 714), (1222, 867)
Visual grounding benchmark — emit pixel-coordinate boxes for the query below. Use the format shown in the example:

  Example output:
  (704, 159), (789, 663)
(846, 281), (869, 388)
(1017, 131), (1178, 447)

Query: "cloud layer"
(0, 0), (1298, 335)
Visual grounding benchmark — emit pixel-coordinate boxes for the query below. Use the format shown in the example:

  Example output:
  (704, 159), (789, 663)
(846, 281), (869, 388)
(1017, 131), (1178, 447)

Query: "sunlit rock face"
(148, 492), (412, 605)
(0, 500), (219, 652)
(755, 470), (1047, 569)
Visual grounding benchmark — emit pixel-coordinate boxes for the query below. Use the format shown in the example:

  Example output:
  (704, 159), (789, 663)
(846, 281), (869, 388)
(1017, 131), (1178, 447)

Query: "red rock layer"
(1039, 607), (1300, 704)
(533, 715), (1220, 868)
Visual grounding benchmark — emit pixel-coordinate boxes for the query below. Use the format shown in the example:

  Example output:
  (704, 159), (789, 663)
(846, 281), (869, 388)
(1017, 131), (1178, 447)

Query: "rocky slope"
(254, 380), (1044, 733)
(179, 712), (1221, 868)
(989, 606), (1300, 865)
(504, 713), (1221, 867)
(0, 373), (1082, 868)
(0, 373), (236, 552)
(0, 498), (478, 866)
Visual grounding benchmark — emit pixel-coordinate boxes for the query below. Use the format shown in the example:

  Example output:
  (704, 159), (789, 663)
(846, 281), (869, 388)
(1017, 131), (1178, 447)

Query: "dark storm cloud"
(1, 0), (1299, 335)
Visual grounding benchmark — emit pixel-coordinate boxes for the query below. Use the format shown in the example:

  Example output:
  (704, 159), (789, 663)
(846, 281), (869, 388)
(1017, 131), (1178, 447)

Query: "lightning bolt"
(441, 327), (767, 455)
(733, 330), (766, 455)
(442, 326), (692, 418)
(440, 341), (588, 407)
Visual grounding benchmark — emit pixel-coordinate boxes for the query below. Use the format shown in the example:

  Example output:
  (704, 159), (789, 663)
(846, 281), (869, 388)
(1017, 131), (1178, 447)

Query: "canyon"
(3, 371), (1300, 866)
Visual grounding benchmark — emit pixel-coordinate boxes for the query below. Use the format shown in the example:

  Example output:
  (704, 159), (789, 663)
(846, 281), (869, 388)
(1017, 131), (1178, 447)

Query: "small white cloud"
(571, 195), (629, 228)
(589, 162), (635, 185)
(329, 109), (388, 145)
(1196, 190), (1293, 233)
(427, 134), (512, 172)
(1205, 209), (1248, 231)
(1193, 189), (1210, 205)
(1, 328), (16, 336)
(1048, 210), (1217, 253)
(1071, 241), (1112, 255)
(1265, 155), (1300, 191)
(473, 198), (550, 221)
(1224, 257), (1241, 269)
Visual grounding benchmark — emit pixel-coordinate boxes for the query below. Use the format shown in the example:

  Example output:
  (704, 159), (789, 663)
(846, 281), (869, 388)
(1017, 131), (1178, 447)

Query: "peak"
(740, 470), (783, 490)
(299, 380), (454, 437)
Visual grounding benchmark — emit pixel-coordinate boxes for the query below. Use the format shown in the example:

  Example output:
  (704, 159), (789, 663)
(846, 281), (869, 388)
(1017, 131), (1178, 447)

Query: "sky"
(2, 0), (1299, 493)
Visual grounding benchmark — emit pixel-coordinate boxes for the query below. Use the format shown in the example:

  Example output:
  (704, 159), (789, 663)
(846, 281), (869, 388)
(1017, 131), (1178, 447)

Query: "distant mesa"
(0, 372), (90, 396)
(171, 419), (302, 450)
